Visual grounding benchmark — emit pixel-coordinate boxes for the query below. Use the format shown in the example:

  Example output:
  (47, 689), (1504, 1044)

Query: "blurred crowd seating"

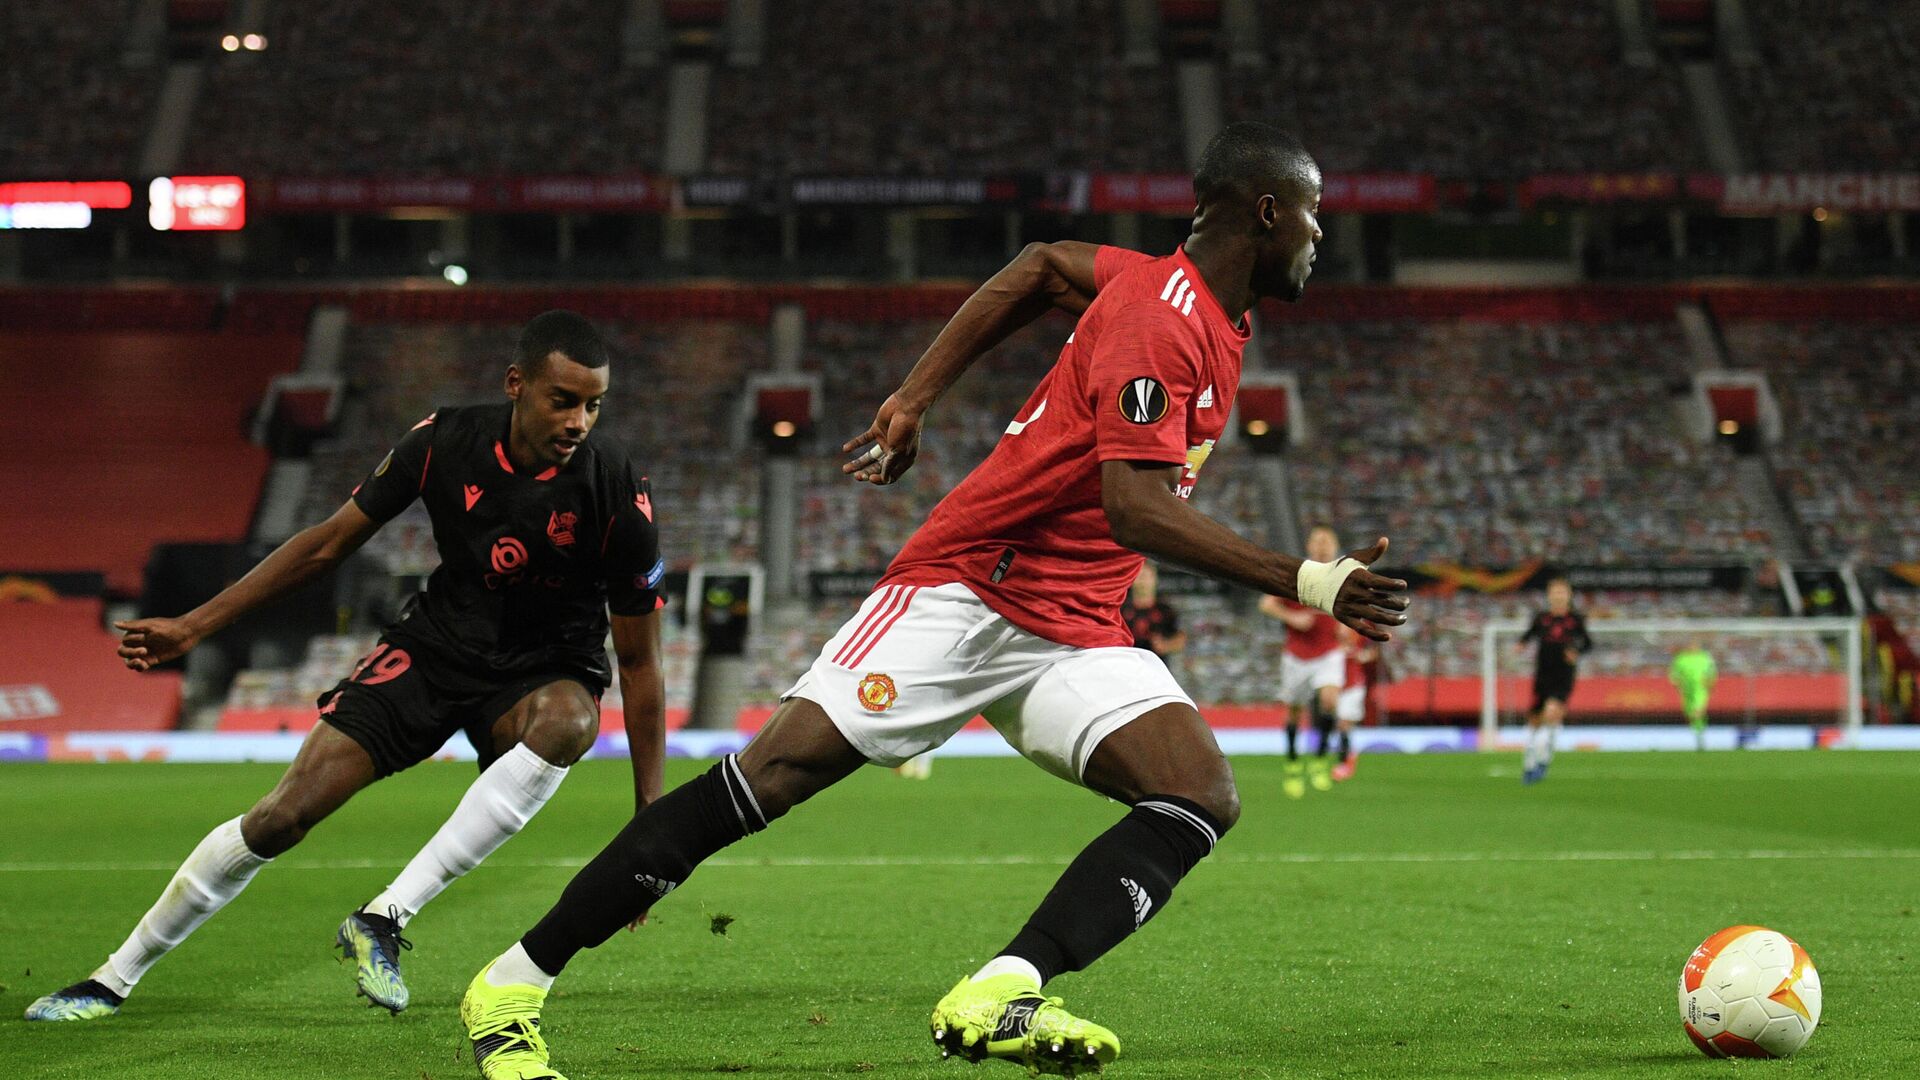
(1721, 320), (1920, 565)
(1225, 1), (1702, 175)
(0, 2), (160, 178)
(1729, 0), (1920, 170)
(182, 0), (663, 175)
(1280, 319), (1775, 566)
(706, 0), (1179, 176)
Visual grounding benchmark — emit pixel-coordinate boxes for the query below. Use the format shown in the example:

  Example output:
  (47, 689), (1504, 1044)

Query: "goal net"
(1478, 617), (1865, 745)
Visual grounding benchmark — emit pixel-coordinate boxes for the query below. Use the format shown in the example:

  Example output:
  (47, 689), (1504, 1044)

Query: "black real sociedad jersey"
(351, 402), (663, 690)
(1521, 611), (1592, 679)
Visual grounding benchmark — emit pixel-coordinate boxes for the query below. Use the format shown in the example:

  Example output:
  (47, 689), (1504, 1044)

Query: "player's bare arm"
(610, 609), (666, 811)
(1102, 459), (1408, 641)
(115, 499), (383, 671)
(843, 240), (1110, 485)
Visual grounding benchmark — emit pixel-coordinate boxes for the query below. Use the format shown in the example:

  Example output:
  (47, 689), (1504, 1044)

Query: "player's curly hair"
(1193, 122), (1318, 208)
(518, 309), (611, 374)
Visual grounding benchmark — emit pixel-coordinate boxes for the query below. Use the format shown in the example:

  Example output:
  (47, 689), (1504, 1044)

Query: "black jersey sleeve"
(1569, 614), (1593, 655)
(351, 414), (437, 523)
(603, 466), (664, 616)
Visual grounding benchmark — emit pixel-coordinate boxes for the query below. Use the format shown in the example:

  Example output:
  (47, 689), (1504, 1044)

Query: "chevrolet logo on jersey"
(1118, 377), (1169, 424)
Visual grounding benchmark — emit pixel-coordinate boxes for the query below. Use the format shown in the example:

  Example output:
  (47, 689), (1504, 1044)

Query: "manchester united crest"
(857, 672), (898, 712)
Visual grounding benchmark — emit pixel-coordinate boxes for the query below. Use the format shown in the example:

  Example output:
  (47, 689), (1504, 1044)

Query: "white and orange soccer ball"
(1678, 925), (1822, 1059)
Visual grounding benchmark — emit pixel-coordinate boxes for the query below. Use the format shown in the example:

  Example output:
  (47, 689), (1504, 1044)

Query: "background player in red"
(1330, 622), (1379, 781)
(1260, 524), (1347, 796)
(452, 124), (1409, 1080)
(25, 312), (666, 1024)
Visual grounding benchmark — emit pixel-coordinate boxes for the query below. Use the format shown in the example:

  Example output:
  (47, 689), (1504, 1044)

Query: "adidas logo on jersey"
(1121, 877), (1153, 929)
(634, 873), (679, 898)
(1197, 384), (1214, 409)
(1159, 268), (1197, 317)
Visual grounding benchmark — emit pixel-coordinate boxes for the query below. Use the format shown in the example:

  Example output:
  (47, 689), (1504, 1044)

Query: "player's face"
(1306, 527), (1338, 562)
(1254, 176), (1323, 302)
(1547, 581), (1572, 613)
(507, 352), (609, 467)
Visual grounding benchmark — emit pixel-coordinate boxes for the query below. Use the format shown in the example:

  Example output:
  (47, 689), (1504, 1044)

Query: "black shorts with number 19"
(316, 632), (598, 779)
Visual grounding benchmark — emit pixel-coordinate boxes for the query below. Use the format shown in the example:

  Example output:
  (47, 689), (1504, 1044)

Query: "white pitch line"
(2, 849), (1917, 874)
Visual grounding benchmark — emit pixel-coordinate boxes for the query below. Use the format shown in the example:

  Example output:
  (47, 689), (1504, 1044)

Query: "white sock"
(971, 955), (1043, 987)
(1541, 726), (1558, 765)
(95, 816), (271, 996)
(486, 941), (556, 991)
(363, 744), (567, 927)
(1522, 729), (1540, 771)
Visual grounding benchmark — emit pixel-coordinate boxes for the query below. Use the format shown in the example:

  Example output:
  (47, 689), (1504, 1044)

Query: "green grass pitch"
(7, 751), (1919, 1079)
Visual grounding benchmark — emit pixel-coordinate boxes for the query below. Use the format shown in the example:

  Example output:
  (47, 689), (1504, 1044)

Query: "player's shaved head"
(518, 310), (611, 376)
(1193, 122), (1319, 209)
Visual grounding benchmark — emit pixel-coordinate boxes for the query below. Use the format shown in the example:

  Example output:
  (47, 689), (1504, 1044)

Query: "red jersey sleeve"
(1093, 245), (1154, 291)
(1087, 300), (1204, 467)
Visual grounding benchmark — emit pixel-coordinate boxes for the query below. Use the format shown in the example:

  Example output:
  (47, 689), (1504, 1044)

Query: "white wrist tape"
(1296, 557), (1362, 614)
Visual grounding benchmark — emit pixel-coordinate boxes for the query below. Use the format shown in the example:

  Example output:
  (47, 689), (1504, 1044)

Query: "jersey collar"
(495, 440), (560, 481)
(1174, 248), (1253, 342)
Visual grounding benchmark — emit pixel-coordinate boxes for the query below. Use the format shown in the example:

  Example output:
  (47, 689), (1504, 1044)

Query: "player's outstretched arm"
(610, 609), (666, 813)
(843, 240), (1110, 486)
(1101, 460), (1409, 641)
(115, 500), (382, 671)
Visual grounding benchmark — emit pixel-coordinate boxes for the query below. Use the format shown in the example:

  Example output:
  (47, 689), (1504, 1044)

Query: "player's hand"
(114, 617), (201, 671)
(841, 392), (923, 486)
(1332, 537), (1409, 643)
(626, 912), (649, 932)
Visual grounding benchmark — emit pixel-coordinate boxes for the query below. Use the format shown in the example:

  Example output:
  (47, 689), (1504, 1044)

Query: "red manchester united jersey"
(1276, 598), (1341, 659)
(880, 245), (1250, 648)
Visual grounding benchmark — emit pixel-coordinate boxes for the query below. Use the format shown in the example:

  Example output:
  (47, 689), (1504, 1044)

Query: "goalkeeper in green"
(1669, 639), (1717, 750)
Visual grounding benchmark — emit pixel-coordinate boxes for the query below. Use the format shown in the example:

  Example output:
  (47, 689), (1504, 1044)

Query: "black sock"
(520, 755), (767, 975)
(1313, 699), (1335, 756)
(1000, 795), (1226, 984)
(1285, 723), (1299, 760)
(1337, 727), (1352, 760)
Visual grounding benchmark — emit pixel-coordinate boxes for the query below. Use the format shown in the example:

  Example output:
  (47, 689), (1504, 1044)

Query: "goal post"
(1479, 616), (1865, 746)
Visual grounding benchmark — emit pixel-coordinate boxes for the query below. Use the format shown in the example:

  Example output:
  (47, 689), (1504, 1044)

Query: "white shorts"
(1279, 649), (1345, 706)
(1336, 685), (1366, 724)
(783, 582), (1194, 783)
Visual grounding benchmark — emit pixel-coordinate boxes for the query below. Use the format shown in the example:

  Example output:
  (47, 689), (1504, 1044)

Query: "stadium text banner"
(0, 180), (132, 230)
(1412, 561), (1749, 594)
(1701, 173), (1920, 213)
(1088, 173), (1435, 213)
(149, 176), (246, 231)
(252, 175), (673, 212)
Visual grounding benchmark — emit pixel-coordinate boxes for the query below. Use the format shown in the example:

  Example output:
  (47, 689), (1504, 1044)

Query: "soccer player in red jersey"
(1260, 524), (1347, 796)
(455, 124), (1409, 1079)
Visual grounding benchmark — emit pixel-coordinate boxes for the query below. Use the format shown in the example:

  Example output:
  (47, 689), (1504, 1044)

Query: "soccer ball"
(1678, 925), (1822, 1058)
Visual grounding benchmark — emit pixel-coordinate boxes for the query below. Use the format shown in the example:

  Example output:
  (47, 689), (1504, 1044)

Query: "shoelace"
(366, 906), (414, 964)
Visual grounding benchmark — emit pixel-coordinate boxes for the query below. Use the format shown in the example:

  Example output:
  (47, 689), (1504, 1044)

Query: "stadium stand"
(181, 0), (664, 175)
(1719, 319), (1920, 565)
(706, 0), (1181, 175)
(1729, 0), (1920, 170)
(0, 2), (161, 178)
(1278, 319), (1773, 566)
(0, 330), (302, 593)
(1225, 1), (1703, 175)
(0, 597), (183, 731)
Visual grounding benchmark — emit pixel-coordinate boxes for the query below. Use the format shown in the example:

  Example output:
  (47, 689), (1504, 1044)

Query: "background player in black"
(25, 311), (665, 1024)
(1121, 562), (1187, 663)
(1516, 574), (1592, 784)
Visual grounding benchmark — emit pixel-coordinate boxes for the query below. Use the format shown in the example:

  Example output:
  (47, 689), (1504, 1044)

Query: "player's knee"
(242, 792), (324, 856)
(518, 685), (599, 764)
(1202, 778), (1242, 833)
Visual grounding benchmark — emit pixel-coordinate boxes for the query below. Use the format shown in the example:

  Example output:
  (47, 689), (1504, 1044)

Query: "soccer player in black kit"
(1516, 575), (1592, 785)
(24, 311), (666, 1024)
